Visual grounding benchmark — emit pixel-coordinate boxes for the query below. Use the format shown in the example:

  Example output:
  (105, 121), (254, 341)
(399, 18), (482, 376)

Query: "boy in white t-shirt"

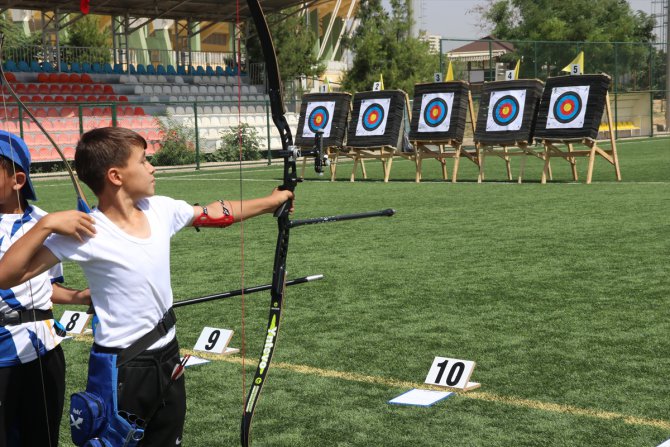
(0, 127), (293, 446)
(0, 130), (91, 446)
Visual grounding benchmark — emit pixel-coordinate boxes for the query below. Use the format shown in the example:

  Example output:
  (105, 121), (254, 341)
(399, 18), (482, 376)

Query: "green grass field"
(40, 137), (669, 446)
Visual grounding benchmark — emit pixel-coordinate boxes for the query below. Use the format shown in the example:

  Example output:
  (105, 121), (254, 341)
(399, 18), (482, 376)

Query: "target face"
(546, 85), (590, 129)
(302, 101), (336, 138)
(418, 92), (454, 133)
(356, 98), (391, 136)
(486, 89), (527, 131)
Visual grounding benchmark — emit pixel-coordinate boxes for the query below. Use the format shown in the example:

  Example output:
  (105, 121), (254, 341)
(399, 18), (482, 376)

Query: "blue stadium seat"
(70, 62), (81, 73)
(156, 64), (166, 75)
(103, 63), (114, 74)
(146, 64), (156, 75)
(82, 63), (92, 73)
(4, 60), (18, 71)
(215, 66), (225, 76)
(177, 65), (186, 75)
(18, 61), (31, 72)
(188, 65), (196, 75)
(196, 66), (206, 75)
(92, 63), (102, 73)
(128, 64), (136, 74)
(205, 66), (215, 76)
(42, 61), (54, 72)
(136, 64), (147, 75)
(113, 63), (124, 74)
(59, 62), (70, 73)
(167, 65), (177, 75)
(225, 66), (234, 76)
(30, 61), (41, 72)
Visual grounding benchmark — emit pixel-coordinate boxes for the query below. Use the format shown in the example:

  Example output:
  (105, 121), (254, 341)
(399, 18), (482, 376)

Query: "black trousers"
(0, 345), (65, 447)
(116, 338), (186, 447)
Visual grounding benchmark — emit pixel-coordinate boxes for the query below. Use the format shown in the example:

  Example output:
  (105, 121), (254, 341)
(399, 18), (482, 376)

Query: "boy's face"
(114, 144), (155, 200)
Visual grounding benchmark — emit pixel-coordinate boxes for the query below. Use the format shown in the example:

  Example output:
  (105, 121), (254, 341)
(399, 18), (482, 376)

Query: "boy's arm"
(0, 211), (95, 289)
(52, 284), (92, 306)
(192, 188), (294, 224)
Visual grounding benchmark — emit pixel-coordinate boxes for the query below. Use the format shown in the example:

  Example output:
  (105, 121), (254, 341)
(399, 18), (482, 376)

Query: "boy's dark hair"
(0, 155), (25, 174)
(75, 127), (147, 195)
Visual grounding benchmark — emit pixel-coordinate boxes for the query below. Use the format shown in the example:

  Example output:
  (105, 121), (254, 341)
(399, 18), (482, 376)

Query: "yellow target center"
(315, 116), (323, 124)
(502, 106), (510, 115)
(370, 112), (377, 121)
(431, 109), (439, 118)
(563, 103), (573, 113)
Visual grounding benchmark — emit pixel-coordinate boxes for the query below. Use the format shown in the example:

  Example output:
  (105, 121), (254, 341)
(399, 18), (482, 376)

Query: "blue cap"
(0, 130), (37, 201)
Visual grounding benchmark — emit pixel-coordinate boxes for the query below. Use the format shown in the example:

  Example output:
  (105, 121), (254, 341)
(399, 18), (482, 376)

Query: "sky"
(400, 0), (658, 41)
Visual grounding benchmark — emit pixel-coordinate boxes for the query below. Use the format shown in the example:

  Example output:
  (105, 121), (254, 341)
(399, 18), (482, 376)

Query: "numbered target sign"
(59, 311), (91, 334)
(193, 327), (234, 354)
(570, 64), (582, 75)
(486, 89), (527, 132)
(355, 98), (391, 137)
(433, 72), (443, 82)
(373, 81), (382, 91)
(301, 101), (336, 139)
(425, 356), (475, 389)
(505, 70), (515, 81)
(418, 92), (454, 133)
(546, 85), (590, 129)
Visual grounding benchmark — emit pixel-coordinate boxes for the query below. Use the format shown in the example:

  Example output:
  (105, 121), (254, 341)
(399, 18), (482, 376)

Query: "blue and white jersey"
(0, 205), (64, 366)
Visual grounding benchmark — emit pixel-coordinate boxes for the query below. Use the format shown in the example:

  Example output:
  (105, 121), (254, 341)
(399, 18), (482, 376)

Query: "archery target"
(418, 92), (454, 133)
(356, 98), (391, 136)
(546, 85), (590, 129)
(301, 101), (336, 138)
(486, 90), (526, 132)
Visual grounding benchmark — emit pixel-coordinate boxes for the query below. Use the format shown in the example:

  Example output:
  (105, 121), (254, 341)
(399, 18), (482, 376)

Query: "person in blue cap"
(0, 130), (91, 446)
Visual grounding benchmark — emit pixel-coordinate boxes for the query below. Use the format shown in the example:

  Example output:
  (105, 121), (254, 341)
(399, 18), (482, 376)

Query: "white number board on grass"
(59, 311), (91, 334)
(193, 327), (234, 354)
(425, 356), (475, 389)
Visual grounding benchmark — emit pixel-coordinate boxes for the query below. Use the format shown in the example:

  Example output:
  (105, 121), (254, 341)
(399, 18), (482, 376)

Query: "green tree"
(475, 0), (656, 88)
(246, 7), (323, 82)
(341, 0), (438, 95)
(209, 123), (262, 162)
(0, 13), (41, 53)
(62, 15), (111, 63)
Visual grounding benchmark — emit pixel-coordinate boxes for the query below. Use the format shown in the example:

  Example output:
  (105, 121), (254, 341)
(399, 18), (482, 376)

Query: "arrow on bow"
(241, 1), (395, 445)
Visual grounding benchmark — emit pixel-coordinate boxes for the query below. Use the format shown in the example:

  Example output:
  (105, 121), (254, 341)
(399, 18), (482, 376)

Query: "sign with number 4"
(193, 327), (235, 355)
(425, 356), (479, 390)
(59, 311), (91, 334)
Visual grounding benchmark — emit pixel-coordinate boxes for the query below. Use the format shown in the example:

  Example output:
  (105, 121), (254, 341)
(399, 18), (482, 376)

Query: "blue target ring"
(492, 95), (520, 126)
(553, 92), (582, 124)
(308, 106), (330, 133)
(423, 97), (448, 128)
(362, 103), (385, 131)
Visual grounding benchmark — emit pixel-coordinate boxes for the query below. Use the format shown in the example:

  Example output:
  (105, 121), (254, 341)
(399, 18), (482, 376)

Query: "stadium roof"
(0, 0), (316, 23)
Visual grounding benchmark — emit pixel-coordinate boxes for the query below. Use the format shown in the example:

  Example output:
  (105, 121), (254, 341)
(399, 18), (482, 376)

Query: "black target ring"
(491, 95), (520, 126)
(308, 106), (330, 133)
(423, 97), (448, 128)
(361, 103), (385, 132)
(553, 91), (582, 124)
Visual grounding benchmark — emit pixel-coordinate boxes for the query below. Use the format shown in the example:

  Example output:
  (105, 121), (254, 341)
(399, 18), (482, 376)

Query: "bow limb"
(240, 1), (296, 446)
(0, 34), (90, 212)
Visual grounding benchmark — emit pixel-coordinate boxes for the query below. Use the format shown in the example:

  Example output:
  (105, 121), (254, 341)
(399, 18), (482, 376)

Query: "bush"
(206, 123), (262, 162)
(151, 117), (197, 166)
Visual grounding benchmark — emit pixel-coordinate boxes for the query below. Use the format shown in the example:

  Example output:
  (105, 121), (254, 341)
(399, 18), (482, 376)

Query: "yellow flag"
(445, 61), (454, 81)
(379, 73), (385, 90)
(513, 60), (521, 80)
(561, 51), (584, 73)
(325, 77), (331, 93)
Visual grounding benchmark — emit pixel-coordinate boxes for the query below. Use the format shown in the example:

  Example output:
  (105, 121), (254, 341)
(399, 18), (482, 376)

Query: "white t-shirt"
(0, 205), (64, 366)
(44, 196), (194, 349)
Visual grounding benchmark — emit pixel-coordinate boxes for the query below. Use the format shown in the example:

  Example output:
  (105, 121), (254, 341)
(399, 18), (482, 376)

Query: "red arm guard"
(193, 200), (234, 228)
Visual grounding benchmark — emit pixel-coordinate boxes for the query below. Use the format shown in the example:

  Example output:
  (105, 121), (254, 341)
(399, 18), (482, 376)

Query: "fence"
(440, 39), (669, 137)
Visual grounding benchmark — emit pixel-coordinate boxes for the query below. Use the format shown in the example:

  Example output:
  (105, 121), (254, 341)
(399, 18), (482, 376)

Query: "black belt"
(0, 309), (54, 326)
(93, 308), (176, 368)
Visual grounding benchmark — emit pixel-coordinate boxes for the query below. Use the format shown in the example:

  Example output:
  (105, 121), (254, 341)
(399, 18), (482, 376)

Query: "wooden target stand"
(347, 145), (393, 182)
(478, 141), (552, 184)
(299, 146), (357, 181)
(403, 91), (479, 183)
(540, 92), (621, 184)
